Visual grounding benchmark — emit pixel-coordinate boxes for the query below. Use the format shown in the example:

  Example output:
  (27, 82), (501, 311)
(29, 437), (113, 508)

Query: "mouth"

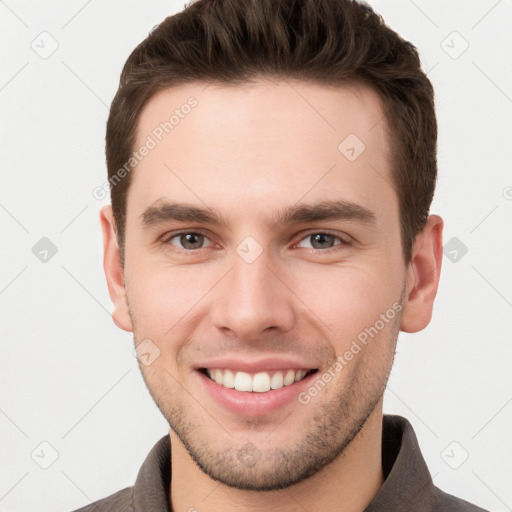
(199, 367), (319, 393)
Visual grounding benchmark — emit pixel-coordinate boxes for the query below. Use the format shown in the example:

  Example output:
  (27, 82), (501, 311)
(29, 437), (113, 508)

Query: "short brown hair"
(106, 0), (437, 265)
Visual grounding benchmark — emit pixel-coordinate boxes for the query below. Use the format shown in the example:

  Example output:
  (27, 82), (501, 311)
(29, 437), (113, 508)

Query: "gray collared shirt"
(71, 415), (488, 511)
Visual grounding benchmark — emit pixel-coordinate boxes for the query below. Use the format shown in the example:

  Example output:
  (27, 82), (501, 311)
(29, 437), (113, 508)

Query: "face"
(102, 79), (437, 491)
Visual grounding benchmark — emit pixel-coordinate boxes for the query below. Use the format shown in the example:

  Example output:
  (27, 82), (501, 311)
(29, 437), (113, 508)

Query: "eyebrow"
(140, 199), (377, 229)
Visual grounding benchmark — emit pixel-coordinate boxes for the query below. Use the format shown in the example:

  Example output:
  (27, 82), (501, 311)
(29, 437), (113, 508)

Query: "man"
(74, 0), (488, 510)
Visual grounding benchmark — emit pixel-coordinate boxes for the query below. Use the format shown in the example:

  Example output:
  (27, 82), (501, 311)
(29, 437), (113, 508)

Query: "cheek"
(290, 264), (402, 345)
(125, 263), (216, 336)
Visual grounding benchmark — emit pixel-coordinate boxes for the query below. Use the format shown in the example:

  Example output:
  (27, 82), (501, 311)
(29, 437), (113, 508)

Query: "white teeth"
(205, 368), (311, 393)
(295, 369), (307, 382)
(252, 372), (271, 393)
(270, 372), (284, 389)
(223, 369), (235, 388)
(283, 370), (295, 386)
(234, 371), (253, 392)
(213, 369), (223, 385)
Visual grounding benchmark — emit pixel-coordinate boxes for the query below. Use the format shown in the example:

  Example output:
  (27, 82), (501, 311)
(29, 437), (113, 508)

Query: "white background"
(1, 1), (511, 511)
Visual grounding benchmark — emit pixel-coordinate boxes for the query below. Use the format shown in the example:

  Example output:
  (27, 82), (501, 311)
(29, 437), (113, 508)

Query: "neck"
(169, 406), (384, 512)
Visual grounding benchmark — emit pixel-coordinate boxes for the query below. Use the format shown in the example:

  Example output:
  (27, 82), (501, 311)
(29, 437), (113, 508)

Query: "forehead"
(129, 79), (395, 226)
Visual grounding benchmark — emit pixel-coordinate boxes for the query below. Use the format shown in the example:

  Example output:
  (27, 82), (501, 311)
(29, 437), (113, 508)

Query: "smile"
(201, 368), (318, 393)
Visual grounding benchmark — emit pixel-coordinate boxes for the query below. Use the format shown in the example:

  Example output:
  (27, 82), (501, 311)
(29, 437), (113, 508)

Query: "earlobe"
(100, 205), (133, 332)
(400, 215), (444, 333)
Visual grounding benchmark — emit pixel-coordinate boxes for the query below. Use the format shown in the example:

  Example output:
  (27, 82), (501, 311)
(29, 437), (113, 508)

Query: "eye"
(296, 232), (348, 250)
(164, 232), (213, 250)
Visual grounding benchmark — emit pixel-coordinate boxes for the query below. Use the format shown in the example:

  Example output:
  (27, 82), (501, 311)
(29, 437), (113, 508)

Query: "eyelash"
(159, 230), (352, 253)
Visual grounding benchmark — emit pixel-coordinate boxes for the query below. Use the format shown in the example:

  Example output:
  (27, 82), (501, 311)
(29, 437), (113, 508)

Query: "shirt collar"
(364, 414), (435, 511)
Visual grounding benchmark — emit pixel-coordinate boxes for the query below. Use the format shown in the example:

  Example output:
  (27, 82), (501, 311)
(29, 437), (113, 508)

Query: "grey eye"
(298, 233), (342, 250)
(169, 233), (211, 250)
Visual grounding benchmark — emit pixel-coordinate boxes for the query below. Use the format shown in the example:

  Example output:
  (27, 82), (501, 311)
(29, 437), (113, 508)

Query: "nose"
(210, 249), (295, 341)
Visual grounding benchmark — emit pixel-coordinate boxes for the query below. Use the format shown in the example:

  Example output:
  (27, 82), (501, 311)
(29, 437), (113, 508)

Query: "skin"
(101, 79), (443, 512)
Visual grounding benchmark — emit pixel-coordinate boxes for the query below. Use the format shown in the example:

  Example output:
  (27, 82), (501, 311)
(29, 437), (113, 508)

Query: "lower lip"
(196, 370), (317, 416)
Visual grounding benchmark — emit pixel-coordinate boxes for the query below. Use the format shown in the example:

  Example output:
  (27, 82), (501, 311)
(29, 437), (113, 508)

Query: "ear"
(400, 215), (444, 333)
(100, 205), (133, 332)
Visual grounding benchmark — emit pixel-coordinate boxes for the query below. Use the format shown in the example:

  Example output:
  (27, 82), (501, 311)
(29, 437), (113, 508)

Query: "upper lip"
(196, 357), (317, 373)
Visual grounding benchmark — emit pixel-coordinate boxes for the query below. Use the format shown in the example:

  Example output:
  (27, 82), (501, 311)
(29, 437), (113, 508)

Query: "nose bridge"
(211, 246), (295, 339)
